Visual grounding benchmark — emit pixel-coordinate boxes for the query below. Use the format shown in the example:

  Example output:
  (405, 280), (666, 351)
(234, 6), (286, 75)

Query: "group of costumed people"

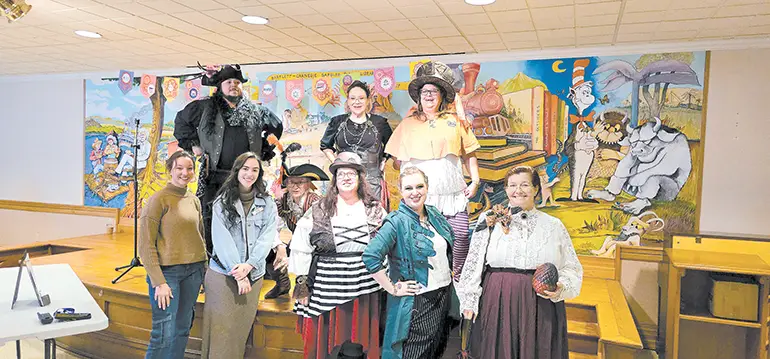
(137, 61), (583, 359)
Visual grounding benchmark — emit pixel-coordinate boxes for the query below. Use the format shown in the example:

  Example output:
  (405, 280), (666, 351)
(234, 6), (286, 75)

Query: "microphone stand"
(113, 117), (143, 284)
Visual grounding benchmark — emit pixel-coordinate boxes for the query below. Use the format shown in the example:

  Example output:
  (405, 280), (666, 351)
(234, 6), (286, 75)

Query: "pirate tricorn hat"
(201, 64), (248, 87)
(268, 137), (329, 189)
(408, 61), (456, 104)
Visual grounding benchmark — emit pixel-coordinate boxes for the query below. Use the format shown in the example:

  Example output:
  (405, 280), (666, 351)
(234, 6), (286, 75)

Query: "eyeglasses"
(420, 89), (439, 97)
(286, 180), (308, 188)
(336, 171), (358, 179)
(506, 183), (533, 191)
(348, 97), (367, 103)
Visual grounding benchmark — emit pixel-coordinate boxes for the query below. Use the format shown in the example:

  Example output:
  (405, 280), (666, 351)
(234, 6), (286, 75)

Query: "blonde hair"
(398, 165), (429, 189)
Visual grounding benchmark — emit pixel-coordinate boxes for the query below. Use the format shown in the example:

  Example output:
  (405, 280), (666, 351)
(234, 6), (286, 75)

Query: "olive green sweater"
(138, 184), (207, 287)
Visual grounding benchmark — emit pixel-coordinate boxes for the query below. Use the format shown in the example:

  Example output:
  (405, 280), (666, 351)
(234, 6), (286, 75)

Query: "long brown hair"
(216, 152), (268, 227)
(319, 167), (378, 216)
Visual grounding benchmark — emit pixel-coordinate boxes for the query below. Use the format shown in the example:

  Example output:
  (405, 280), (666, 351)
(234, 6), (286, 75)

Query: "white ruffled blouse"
(456, 208), (583, 314)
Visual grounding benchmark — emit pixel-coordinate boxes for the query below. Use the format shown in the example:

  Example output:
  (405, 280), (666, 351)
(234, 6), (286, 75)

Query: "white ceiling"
(0, 0), (769, 75)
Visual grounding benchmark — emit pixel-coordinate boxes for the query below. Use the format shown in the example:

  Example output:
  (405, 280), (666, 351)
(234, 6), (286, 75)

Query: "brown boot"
(264, 269), (291, 299)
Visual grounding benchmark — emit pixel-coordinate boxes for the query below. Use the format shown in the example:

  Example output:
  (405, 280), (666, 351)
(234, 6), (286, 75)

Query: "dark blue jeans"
(145, 261), (205, 359)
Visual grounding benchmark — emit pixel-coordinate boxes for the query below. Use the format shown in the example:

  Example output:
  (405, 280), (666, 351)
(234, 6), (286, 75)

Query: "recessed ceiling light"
(74, 30), (102, 38)
(465, 0), (496, 5)
(242, 15), (269, 25)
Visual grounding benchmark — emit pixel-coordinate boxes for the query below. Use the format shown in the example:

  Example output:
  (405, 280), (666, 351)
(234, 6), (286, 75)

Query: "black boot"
(264, 269), (291, 299)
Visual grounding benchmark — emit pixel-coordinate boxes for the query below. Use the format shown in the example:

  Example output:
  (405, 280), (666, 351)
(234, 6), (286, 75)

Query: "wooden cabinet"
(659, 248), (770, 359)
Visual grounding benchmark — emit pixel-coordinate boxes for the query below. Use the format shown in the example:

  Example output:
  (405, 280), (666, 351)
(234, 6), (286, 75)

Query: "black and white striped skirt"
(402, 285), (452, 359)
(294, 252), (381, 318)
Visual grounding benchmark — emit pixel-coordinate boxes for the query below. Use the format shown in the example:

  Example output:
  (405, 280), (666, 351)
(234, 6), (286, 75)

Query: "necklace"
(340, 115), (379, 152)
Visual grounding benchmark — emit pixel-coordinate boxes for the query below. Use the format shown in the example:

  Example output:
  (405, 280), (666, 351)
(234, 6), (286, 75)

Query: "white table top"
(0, 263), (108, 344)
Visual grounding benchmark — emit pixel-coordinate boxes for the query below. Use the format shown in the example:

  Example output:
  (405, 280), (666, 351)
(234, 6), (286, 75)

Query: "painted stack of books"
(473, 137), (546, 183)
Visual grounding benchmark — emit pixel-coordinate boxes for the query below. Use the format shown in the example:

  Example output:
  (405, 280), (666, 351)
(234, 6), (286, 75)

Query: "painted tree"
(594, 55), (700, 127)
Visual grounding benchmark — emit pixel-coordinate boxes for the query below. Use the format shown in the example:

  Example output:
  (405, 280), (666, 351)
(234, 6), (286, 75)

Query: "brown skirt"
(469, 269), (568, 359)
(201, 269), (263, 359)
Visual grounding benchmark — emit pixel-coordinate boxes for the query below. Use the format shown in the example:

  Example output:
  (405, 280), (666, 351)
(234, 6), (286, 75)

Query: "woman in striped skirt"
(288, 152), (386, 359)
(363, 166), (460, 358)
(457, 166), (583, 359)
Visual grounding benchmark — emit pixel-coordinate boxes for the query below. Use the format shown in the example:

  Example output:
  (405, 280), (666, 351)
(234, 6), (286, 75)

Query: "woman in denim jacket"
(362, 166), (460, 359)
(200, 151), (278, 359)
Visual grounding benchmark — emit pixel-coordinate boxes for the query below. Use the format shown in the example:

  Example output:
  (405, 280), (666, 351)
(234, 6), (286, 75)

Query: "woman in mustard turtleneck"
(138, 150), (207, 359)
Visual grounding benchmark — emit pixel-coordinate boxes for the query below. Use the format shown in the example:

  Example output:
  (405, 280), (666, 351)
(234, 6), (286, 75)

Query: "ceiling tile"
(662, 8), (714, 21)
(577, 14), (618, 26)
(696, 27), (742, 38)
(621, 11), (665, 24)
(326, 33), (364, 43)
(388, 0), (436, 7)
(653, 29), (697, 40)
(752, 15), (770, 26)
(618, 22), (659, 33)
(433, 36), (471, 47)
(451, 13), (493, 26)
(439, 2), (486, 15)
(139, 0), (192, 13)
(343, 42), (377, 52)
(624, 0), (671, 13)
(295, 35), (335, 45)
(313, 24), (350, 35)
(576, 34), (614, 44)
(400, 38), (437, 48)
(488, 9), (531, 23)
(531, 6), (575, 29)
(460, 24), (498, 35)
(80, 5), (132, 18)
(234, 6), (282, 18)
(377, 20), (418, 32)
(51, 0), (101, 8)
(265, 17), (305, 29)
(107, 2), (161, 16)
(181, 0), (228, 11)
(715, 4), (770, 18)
(343, 23), (384, 34)
(656, 19), (706, 31)
(527, 0), (575, 8)
(360, 32), (394, 41)
(280, 27), (322, 38)
(505, 39), (540, 49)
(314, 43), (349, 53)
(389, 30), (427, 40)
(291, 14), (335, 26)
(701, 17), (751, 30)
(414, 16), (454, 30)
(324, 11), (367, 24)
(465, 33), (503, 44)
(269, 2), (320, 16)
(398, 5), (446, 18)
(494, 21), (536, 32)
(615, 32), (652, 42)
(50, 9), (106, 22)
(205, 9), (247, 22)
(305, 0), (350, 12)
(669, 0), (721, 10)
(483, 0), (529, 11)
(474, 41), (508, 52)
(371, 40), (407, 50)
(576, 2), (621, 16)
(576, 25), (615, 37)
(539, 28), (575, 39)
(500, 31), (538, 41)
(363, 8), (405, 22)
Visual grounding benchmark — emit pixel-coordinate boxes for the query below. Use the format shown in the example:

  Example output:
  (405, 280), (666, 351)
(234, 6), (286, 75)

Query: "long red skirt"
(296, 291), (381, 359)
(469, 270), (569, 359)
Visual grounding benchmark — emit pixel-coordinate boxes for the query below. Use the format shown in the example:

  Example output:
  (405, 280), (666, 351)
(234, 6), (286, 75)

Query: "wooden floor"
(0, 229), (643, 359)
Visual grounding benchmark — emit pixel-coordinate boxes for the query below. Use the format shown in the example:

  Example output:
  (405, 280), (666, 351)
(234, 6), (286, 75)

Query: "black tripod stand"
(113, 117), (143, 284)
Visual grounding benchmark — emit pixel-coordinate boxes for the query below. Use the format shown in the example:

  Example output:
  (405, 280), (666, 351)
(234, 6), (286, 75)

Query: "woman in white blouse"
(457, 165), (583, 359)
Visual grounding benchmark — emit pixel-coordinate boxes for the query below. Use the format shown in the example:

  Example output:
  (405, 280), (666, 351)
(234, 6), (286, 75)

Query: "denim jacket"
(362, 202), (460, 359)
(209, 195), (278, 282)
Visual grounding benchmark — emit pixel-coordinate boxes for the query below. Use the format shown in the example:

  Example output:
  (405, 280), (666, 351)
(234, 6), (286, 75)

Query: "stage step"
(569, 352), (598, 359)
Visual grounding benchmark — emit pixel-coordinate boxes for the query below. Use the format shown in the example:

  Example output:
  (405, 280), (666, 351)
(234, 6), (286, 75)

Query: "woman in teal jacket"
(362, 166), (459, 359)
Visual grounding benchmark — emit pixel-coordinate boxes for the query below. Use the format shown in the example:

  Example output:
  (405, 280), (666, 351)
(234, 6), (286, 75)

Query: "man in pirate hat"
(174, 64), (283, 255)
(265, 142), (329, 299)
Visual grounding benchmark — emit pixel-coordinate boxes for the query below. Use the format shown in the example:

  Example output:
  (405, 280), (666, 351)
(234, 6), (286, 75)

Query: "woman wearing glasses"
(320, 80), (393, 206)
(385, 61), (481, 282)
(289, 152), (387, 359)
(457, 166), (583, 359)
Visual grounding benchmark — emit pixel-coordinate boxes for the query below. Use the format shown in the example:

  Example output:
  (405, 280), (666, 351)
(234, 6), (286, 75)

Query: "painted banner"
(118, 70), (133, 95)
(312, 77), (332, 106)
(260, 80), (277, 103)
(184, 79), (201, 101)
(285, 79), (304, 107)
(340, 72), (361, 97)
(162, 77), (180, 102)
(139, 74), (156, 98)
(373, 67), (395, 97)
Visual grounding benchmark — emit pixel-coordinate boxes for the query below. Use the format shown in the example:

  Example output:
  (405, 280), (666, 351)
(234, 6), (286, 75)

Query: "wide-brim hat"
(408, 61), (456, 104)
(284, 163), (329, 183)
(329, 152), (365, 175)
(201, 64), (248, 87)
(328, 340), (366, 359)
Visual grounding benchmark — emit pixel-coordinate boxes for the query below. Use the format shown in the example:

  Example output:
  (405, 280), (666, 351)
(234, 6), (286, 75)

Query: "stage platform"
(0, 229), (643, 359)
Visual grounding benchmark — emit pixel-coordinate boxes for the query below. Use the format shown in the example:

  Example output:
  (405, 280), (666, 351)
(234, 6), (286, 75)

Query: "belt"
(485, 266), (535, 274)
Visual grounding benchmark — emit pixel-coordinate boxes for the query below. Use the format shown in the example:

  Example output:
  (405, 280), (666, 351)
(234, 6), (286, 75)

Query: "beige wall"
(0, 209), (114, 248)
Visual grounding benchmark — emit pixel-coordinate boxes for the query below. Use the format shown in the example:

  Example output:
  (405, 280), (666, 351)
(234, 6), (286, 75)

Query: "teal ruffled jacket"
(362, 202), (461, 359)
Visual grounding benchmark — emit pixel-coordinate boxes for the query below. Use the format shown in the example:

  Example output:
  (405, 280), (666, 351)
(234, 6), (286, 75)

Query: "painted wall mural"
(84, 51), (708, 257)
